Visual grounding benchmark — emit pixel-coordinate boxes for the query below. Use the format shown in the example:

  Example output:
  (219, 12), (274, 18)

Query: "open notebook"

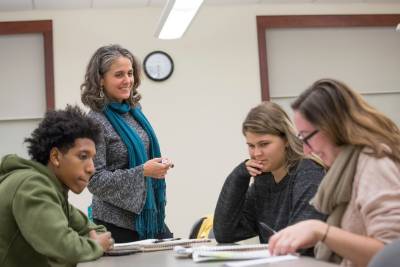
(193, 250), (272, 262)
(174, 243), (298, 263)
(174, 243), (269, 258)
(106, 238), (212, 256)
(222, 255), (299, 267)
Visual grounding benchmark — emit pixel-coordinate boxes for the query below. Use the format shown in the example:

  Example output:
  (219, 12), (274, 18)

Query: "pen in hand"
(161, 158), (174, 168)
(153, 237), (181, 243)
(259, 222), (277, 235)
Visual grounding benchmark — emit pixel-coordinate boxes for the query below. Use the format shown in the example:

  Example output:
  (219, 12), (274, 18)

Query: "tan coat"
(341, 152), (400, 267)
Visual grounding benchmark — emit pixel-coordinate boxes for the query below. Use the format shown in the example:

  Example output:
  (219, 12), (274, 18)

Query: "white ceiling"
(1, 0), (400, 12)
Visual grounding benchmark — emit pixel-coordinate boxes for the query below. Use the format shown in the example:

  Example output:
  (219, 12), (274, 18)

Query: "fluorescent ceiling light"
(155, 0), (204, 40)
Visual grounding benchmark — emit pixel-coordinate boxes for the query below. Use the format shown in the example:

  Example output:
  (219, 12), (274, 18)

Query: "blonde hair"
(292, 78), (400, 163)
(242, 102), (304, 171)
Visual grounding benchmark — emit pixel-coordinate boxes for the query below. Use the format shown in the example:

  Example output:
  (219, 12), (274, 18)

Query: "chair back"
(189, 214), (214, 239)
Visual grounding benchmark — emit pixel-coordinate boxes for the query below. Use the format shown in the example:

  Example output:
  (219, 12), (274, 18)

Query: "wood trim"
(43, 30), (55, 109)
(256, 14), (400, 101)
(256, 17), (269, 101)
(0, 20), (54, 110)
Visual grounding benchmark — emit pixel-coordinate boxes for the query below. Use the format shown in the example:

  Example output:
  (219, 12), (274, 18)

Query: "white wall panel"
(266, 27), (400, 125)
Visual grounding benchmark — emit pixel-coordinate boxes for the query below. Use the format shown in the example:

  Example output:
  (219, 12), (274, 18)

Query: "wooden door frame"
(256, 14), (400, 101)
(0, 20), (54, 109)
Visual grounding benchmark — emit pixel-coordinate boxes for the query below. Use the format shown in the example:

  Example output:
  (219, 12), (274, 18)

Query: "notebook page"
(193, 244), (269, 252)
(193, 250), (271, 262)
(223, 255), (299, 266)
(114, 238), (212, 252)
(141, 238), (211, 252)
(113, 239), (156, 251)
(174, 244), (269, 258)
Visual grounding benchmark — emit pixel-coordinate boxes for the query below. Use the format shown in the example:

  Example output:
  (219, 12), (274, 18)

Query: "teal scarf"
(104, 102), (166, 239)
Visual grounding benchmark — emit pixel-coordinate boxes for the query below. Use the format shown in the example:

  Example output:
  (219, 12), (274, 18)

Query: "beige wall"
(1, 3), (400, 238)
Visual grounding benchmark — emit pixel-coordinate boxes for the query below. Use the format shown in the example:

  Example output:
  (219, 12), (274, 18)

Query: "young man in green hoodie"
(0, 106), (114, 267)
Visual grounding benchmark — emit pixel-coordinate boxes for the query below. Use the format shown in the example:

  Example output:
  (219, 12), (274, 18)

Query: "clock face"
(143, 51), (174, 81)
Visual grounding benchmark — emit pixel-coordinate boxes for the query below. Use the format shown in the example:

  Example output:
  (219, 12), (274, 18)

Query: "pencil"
(259, 222), (277, 234)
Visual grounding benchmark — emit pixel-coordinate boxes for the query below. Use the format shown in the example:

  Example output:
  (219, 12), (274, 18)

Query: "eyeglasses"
(297, 130), (319, 148)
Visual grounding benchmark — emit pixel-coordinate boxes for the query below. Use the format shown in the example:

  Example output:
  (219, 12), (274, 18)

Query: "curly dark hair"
(24, 105), (101, 165)
(81, 44), (142, 112)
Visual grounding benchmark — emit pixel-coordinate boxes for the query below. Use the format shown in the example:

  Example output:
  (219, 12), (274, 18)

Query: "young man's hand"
(89, 230), (114, 251)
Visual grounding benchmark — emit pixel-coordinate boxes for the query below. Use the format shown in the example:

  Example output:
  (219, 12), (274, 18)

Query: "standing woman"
(268, 79), (400, 267)
(213, 102), (325, 246)
(81, 44), (173, 242)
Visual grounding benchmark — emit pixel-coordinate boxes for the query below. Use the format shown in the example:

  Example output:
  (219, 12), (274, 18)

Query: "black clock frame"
(143, 50), (174, 82)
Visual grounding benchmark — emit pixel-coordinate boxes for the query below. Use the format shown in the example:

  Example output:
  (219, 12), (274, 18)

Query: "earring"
(100, 86), (105, 98)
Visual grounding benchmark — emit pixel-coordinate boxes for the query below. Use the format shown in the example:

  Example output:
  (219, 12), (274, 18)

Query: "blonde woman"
(269, 79), (400, 267)
(214, 102), (325, 251)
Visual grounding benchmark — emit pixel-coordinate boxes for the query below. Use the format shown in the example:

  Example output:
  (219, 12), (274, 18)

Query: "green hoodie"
(0, 154), (106, 267)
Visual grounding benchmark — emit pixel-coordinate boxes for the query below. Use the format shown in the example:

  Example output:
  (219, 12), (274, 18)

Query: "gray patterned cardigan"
(87, 110), (150, 231)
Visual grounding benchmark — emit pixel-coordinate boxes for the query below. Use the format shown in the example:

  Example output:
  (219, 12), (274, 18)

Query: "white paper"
(223, 255), (299, 267)
(193, 250), (271, 262)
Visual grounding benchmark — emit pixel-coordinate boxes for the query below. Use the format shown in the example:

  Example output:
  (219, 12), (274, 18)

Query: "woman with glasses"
(268, 78), (400, 267)
(213, 102), (326, 250)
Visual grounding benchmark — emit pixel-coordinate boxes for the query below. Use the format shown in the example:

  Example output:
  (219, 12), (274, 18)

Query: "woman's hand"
(245, 159), (263, 177)
(89, 230), (114, 252)
(143, 157), (172, 178)
(268, 220), (326, 255)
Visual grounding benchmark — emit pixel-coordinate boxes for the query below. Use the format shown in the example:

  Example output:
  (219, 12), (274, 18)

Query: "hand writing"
(268, 220), (325, 256)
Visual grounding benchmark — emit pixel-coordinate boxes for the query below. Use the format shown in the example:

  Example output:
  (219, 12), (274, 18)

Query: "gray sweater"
(87, 110), (150, 231)
(214, 158), (326, 244)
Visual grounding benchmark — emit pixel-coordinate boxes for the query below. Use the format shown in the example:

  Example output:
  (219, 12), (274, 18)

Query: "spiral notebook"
(110, 238), (211, 254)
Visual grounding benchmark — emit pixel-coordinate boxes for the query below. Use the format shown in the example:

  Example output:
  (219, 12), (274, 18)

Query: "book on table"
(106, 238), (212, 256)
(174, 243), (270, 258)
(173, 243), (299, 263)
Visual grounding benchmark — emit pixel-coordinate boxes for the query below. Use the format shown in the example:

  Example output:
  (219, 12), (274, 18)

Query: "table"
(78, 250), (339, 267)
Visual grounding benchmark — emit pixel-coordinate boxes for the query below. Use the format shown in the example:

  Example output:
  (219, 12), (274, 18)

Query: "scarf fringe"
(136, 178), (166, 238)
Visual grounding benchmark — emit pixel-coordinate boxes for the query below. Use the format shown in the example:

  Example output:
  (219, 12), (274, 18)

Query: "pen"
(161, 158), (174, 168)
(259, 222), (277, 234)
(153, 237), (181, 243)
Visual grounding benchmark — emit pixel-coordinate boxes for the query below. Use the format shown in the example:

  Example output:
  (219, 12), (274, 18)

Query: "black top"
(213, 158), (326, 244)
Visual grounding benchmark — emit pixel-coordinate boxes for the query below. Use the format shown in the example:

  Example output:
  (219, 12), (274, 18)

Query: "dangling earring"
(100, 86), (105, 98)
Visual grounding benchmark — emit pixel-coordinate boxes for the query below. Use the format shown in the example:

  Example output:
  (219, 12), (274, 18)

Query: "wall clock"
(143, 51), (174, 82)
